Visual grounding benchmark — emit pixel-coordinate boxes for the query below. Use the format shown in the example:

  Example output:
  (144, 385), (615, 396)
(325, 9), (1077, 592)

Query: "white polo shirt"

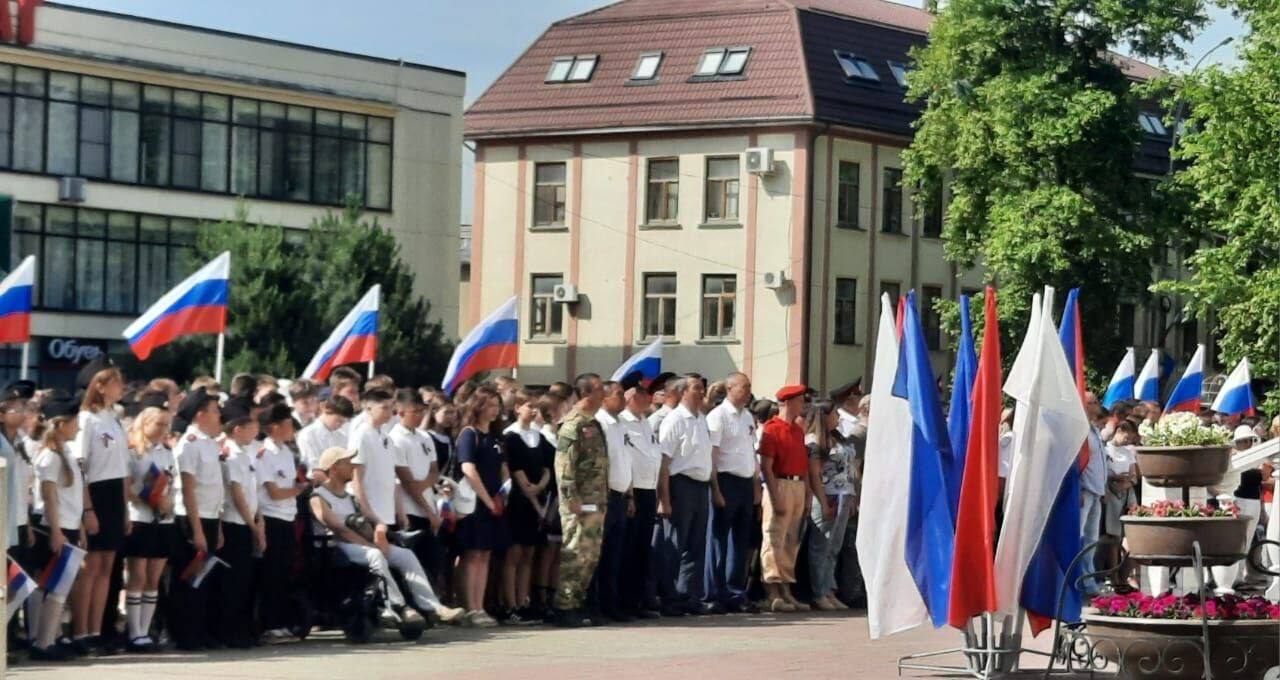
(220, 440), (259, 526)
(127, 443), (176, 524)
(390, 423), (437, 518)
(258, 437), (299, 522)
(659, 403), (712, 482)
(619, 409), (661, 490)
(595, 409), (631, 493)
(75, 408), (129, 483)
(173, 427), (225, 520)
(34, 445), (83, 531)
(296, 418), (348, 472)
(350, 420), (397, 524)
(706, 400), (757, 478)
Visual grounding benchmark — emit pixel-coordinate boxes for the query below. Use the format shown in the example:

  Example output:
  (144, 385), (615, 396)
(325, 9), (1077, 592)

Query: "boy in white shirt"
(216, 400), (263, 648)
(351, 390), (402, 531)
(257, 403), (307, 644)
(296, 396), (354, 481)
(170, 391), (224, 651)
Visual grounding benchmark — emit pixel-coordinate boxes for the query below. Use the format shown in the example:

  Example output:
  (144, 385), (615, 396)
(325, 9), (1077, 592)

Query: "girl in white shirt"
(122, 407), (176, 652)
(30, 398), (84, 662)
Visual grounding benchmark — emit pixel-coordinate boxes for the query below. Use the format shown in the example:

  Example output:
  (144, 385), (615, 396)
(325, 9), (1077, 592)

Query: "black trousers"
(593, 490), (629, 611)
(216, 522), (255, 644)
(621, 488), (657, 611)
(663, 475), (709, 603)
(260, 516), (297, 630)
(171, 516), (220, 648)
(406, 515), (446, 585)
(708, 473), (755, 606)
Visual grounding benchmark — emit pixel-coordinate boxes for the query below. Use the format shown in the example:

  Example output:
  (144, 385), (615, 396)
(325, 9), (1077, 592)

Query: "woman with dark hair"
(454, 386), (509, 627)
(532, 393), (567, 616)
(500, 388), (553, 622)
(804, 399), (856, 611)
(73, 363), (129, 654)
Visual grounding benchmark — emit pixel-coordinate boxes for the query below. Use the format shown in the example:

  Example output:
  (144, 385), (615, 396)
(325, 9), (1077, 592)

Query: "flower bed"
(1128, 500), (1239, 518)
(1091, 592), (1280, 621)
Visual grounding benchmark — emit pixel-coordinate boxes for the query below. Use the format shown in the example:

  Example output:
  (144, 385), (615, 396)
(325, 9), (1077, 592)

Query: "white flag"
(993, 287), (1090, 618)
(856, 294), (928, 639)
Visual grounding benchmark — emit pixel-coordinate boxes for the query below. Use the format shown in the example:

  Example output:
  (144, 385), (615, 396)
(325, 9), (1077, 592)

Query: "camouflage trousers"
(555, 504), (606, 609)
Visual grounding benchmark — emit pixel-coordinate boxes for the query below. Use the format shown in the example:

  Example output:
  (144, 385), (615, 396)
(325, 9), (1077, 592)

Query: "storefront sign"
(44, 337), (105, 365)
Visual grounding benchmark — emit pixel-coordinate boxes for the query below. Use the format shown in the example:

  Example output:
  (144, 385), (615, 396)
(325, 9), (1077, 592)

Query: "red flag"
(947, 286), (1002, 628)
(895, 296), (906, 340)
(0, 0), (13, 42)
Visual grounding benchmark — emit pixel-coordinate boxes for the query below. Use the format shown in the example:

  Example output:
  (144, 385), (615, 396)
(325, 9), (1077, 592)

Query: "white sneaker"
(264, 628), (295, 644)
(432, 604), (466, 624)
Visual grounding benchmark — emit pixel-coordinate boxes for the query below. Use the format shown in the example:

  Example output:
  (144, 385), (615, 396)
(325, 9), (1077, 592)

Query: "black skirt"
(505, 493), (545, 547)
(456, 503), (509, 552)
(124, 521), (177, 560)
(87, 478), (127, 552)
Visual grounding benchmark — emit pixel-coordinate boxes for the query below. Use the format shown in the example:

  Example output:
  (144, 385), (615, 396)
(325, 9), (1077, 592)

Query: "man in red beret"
(758, 384), (811, 612)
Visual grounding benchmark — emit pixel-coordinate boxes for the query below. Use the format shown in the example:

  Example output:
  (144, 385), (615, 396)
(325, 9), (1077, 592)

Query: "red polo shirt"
(758, 416), (808, 477)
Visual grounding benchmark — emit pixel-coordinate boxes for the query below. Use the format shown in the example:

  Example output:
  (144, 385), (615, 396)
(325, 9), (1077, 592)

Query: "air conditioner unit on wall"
(762, 270), (788, 290)
(552, 283), (580, 303)
(58, 177), (86, 203)
(745, 147), (775, 175)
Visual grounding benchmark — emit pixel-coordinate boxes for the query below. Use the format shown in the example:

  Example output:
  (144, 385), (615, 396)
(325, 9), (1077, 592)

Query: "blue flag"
(946, 294), (977, 517)
(893, 291), (957, 628)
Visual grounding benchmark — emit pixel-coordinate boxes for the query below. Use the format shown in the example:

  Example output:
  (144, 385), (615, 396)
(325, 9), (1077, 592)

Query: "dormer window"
(633, 52), (664, 81)
(695, 47), (751, 77)
(1139, 112), (1167, 136)
(888, 60), (910, 88)
(835, 51), (879, 81)
(546, 55), (599, 83)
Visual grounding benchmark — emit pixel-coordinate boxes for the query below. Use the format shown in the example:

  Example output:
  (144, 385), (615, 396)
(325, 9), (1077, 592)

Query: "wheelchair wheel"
(343, 611), (375, 644)
(398, 618), (426, 642)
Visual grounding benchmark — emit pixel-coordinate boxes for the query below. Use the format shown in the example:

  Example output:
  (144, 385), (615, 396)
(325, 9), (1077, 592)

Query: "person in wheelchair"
(309, 446), (464, 627)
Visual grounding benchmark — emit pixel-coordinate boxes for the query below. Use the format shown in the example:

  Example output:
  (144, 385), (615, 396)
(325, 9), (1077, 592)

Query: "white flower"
(1140, 412), (1232, 447)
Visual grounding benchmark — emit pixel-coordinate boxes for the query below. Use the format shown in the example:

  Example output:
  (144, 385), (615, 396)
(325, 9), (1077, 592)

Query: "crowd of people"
(2, 359), (873, 664)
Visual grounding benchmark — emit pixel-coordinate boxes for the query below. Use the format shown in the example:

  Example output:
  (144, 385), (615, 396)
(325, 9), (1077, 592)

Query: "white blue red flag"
(1136, 348), (1162, 402)
(1210, 357), (1256, 417)
(123, 251), (230, 359)
(302, 285), (380, 382)
(181, 551), (226, 589)
(1164, 344), (1206, 414)
(7, 560), (35, 622)
(0, 255), (34, 344)
(610, 337), (663, 382)
(40, 543), (86, 599)
(1102, 347), (1136, 409)
(443, 297), (518, 395)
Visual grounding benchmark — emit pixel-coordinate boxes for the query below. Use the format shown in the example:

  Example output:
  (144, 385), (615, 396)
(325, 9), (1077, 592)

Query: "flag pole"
(214, 332), (225, 385)
(19, 341), (28, 381)
(367, 359), (375, 380)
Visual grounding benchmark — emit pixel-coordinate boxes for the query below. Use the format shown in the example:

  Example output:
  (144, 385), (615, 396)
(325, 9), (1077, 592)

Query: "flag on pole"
(895, 290), (956, 628)
(1211, 357), (1256, 417)
(948, 286), (1002, 629)
(123, 251), (230, 359)
(443, 297), (519, 395)
(856, 293), (927, 639)
(993, 288), (1090, 621)
(1059, 289), (1089, 470)
(946, 294), (978, 516)
(301, 285), (380, 382)
(1136, 348), (1161, 402)
(180, 551), (227, 589)
(7, 560), (36, 622)
(611, 337), (663, 382)
(0, 255), (34, 344)
(39, 543), (86, 599)
(1102, 347), (1136, 409)
(1164, 344), (1206, 414)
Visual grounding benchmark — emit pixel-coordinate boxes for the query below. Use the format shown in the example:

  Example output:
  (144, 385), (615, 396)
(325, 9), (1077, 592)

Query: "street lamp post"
(1167, 36), (1235, 178)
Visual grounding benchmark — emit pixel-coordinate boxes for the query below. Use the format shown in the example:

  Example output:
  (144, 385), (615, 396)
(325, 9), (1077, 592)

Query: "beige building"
(0, 2), (463, 387)
(465, 0), (1188, 393)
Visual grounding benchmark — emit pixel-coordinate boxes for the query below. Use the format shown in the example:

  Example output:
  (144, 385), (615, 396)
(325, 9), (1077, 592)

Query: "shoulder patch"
(186, 434), (197, 442)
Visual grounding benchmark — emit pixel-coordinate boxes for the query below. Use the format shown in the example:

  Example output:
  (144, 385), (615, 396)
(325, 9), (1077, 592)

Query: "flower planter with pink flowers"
(1121, 501), (1249, 566)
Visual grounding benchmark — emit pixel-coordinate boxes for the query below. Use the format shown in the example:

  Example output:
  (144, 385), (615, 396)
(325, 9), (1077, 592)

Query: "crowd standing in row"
(2, 359), (873, 662)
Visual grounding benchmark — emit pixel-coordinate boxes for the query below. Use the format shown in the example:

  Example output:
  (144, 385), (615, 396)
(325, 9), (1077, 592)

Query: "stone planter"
(1134, 445), (1232, 488)
(1121, 515), (1251, 567)
(1082, 611), (1278, 680)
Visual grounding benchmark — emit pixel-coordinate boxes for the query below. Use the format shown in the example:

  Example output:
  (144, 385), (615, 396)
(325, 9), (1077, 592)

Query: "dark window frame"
(703, 156), (740, 223)
(532, 162), (567, 227)
(834, 277), (857, 345)
(882, 167), (904, 234)
(836, 160), (861, 229)
(645, 158), (680, 224)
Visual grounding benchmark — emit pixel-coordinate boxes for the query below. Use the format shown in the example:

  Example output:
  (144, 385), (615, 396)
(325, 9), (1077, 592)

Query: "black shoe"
(740, 600), (761, 614)
(91, 636), (121, 657)
(551, 608), (585, 628)
(202, 637), (225, 651)
(125, 637), (155, 654)
(29, 645), (74, 662)
(584, 607), (607, 627)
(659, 604), (686, 617)
(602, 607), (634, 623)
(687, 601), (720, 616)
(62, 636), (92, 656)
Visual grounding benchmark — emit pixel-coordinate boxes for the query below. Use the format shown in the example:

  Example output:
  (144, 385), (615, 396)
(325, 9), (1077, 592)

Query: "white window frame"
(695, 47), (751, 77)
(632, 52), (664, 81)
(1139, 112), (1167, 136)
(546, 55), (599, 83)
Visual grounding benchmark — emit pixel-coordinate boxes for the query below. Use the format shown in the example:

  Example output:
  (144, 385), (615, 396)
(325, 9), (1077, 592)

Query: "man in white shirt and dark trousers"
(350, 390), (403, 532)
(706, 372), (760, 613)
(215, 399), (264, 649)
(617, 372), (664, 618)
(657, 374), (720, 616)
(296, 396), (354, 481)
(257, 403), (307, 644)
(171, 391), (224, 651)
(592, 381), (631, 622)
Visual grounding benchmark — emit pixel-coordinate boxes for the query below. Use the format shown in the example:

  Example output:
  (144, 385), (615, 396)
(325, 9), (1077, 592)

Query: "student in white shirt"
(288, 380), (320, 429)
(29, 398), (84, 663)
(122, 407), (177, 652)
(657, 374), (716, 615)
(215, 400), (264, 649)
(257, 403), (306, 644)
(391, 391), (444, 569)
(296, 396), (354, 481)
(350, 390), (401, 529)
(616, 373), (663, 617)
(706, 372), (758, 613)
(170, 391), (224, 651)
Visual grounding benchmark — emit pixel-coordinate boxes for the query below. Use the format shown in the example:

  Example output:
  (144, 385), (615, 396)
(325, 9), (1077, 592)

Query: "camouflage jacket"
(555, 407), (609, 504)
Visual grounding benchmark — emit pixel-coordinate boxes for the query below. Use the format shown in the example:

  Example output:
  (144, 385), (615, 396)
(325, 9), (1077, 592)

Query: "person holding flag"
(170, 390), (225, 651)
(30, 396), (85, 662)
(122, 406), (177, 652)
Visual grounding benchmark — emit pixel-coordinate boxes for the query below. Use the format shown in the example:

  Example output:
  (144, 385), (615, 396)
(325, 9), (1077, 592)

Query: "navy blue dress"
(455, 427), (509, 551)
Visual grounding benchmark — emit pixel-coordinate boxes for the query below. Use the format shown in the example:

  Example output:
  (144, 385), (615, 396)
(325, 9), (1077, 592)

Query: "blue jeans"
(707, 473), (755, 606)
(807, 494), (852, 598)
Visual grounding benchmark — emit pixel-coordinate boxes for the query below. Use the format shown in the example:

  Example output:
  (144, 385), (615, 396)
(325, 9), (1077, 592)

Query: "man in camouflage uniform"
(552, 373), (609, 627)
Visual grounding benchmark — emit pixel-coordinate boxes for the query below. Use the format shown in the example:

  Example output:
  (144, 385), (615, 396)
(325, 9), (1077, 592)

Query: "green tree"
(905, 0), (1206, 365)
(1155, 0), (1280, 409)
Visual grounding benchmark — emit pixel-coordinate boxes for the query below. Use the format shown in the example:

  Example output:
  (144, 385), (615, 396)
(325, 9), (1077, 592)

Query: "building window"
(695, 47), (750, 77)
(882, 167), (903, 234)
(880, 281), (900, 315)
(836, 161), (860, 228)
(643, 274), (677, 339)
(921, 183), (943, 237)
(922, 285), (943, 351)
(0, 63), (392, 209)
(835, 278), (857, 345)
(888, 61), (910, 88)
(646, 158), (679, 223)
(529, 275), (565, 340)
(700, 275), (736, 340)
(545, 55), (598, 83)
(1181, 319), (1198, 358)
(11, 202), (208, 315)
(704, 157), (739, 222)
(1139, 112), (1167, 137)
(632, 52), (663, 81)
(1119, 303), (1136, 346)
(532, 162), (567, 227)
(834, 51), (880, 81)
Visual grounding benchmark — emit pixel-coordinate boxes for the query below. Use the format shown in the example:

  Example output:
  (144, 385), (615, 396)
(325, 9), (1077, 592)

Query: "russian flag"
(302, 285), (380, 382)
(442, 297), (518, 395)
(181, 551), (227, 589)
(7, 560), (36, 623)
(946, 294), (977, 517)
(1102, 347), (1136, 409)
(493, 478), (512, 517)
(1164, 344), (1205, 414)
(0, 255), (35, 344)
(610, 337), (663, 382)
(123, 251), (230, 360)
(1210, 357), (1256, 417)
(40, 543), (86, 599)
(1136, 349), (1161, 402)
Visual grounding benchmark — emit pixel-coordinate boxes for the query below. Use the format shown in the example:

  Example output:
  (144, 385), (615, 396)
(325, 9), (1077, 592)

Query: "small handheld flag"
(123, 251), (230, 359)
(1211, 357), (1256, 417)
(443, 297), (518, 395)
(493, 478), (512, 517)
(437, 497), (458, 533)
(1164, 344), (1206, 414)
(7, 560), (36, 622)
(610, 337), (663, 382)
(1136, 349), (1162, 402)
(39, 543), (86, 599)
(1102, 347), (1136, 409)
(139, 462), (170, 511)
(301, 285), (380, 382)
(181, 551), (227, 589)
(0, 255), (35, 344)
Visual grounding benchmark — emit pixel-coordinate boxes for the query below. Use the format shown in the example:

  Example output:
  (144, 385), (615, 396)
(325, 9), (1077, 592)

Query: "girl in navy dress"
(454, 386), (508, 627)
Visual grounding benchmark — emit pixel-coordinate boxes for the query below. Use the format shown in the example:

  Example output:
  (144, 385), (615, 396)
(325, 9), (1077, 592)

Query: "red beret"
(775, 384), (808, 402)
